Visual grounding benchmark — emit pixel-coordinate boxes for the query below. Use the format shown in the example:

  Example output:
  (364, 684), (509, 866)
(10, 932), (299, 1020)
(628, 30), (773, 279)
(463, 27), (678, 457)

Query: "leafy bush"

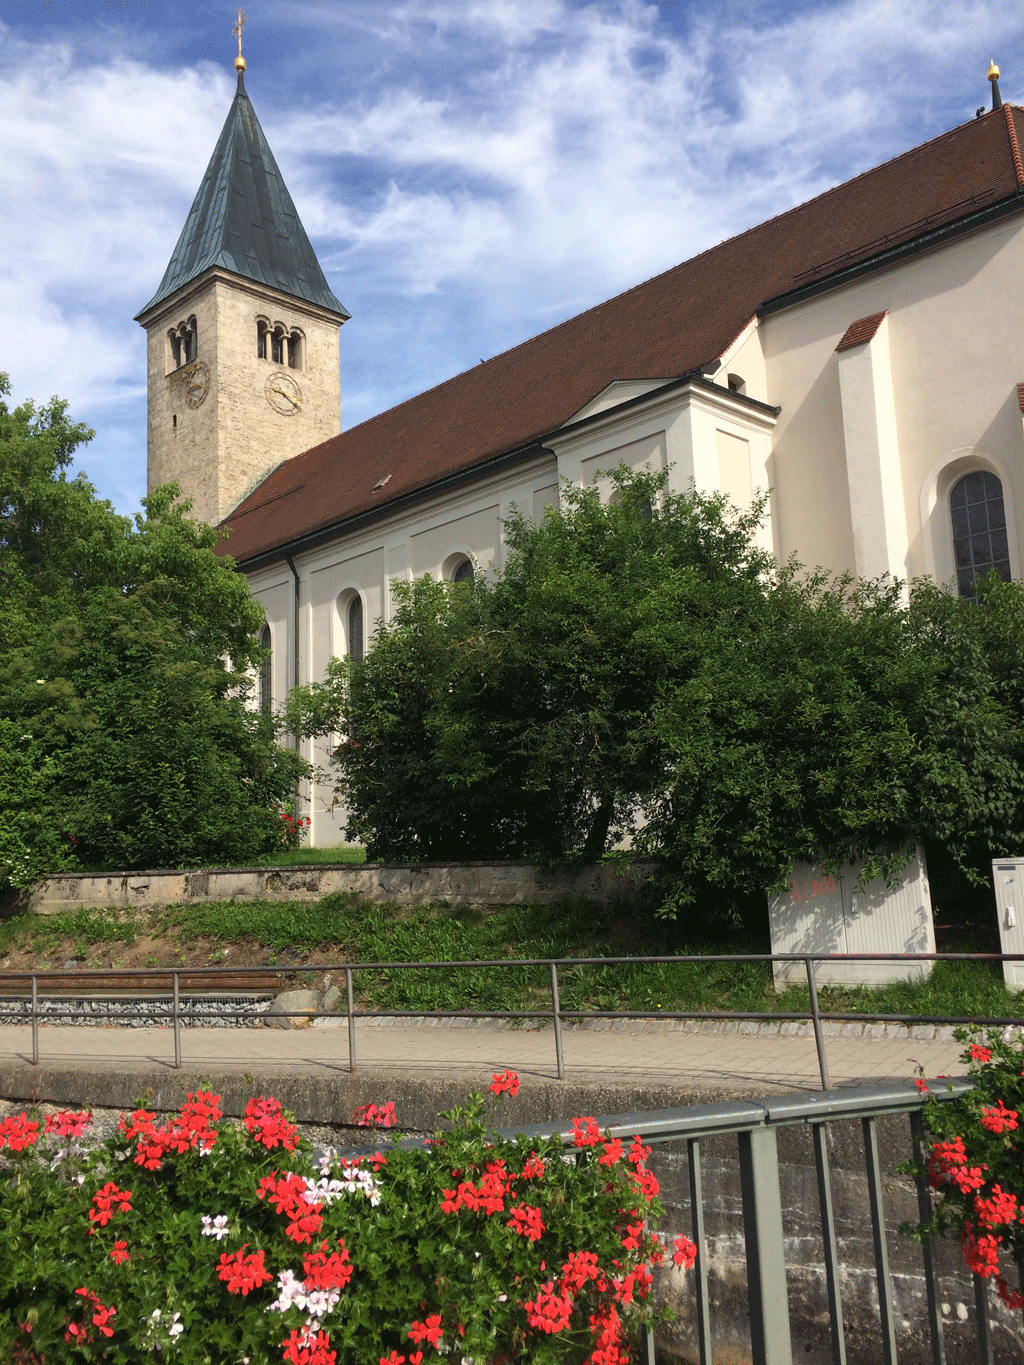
(289, 466), (1024, 920)
(0, 1076), (693, 1364)
(0, 373), (309, 882)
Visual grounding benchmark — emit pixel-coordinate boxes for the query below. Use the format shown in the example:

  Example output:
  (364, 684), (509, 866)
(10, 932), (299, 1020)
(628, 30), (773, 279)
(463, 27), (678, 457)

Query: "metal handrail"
(2, 951), (1022, 1086)
(354, 1080), (1002, 1365)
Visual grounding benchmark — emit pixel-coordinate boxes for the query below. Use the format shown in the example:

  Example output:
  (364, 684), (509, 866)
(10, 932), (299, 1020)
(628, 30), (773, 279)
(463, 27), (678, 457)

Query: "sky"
(1, 0), (1022, 516)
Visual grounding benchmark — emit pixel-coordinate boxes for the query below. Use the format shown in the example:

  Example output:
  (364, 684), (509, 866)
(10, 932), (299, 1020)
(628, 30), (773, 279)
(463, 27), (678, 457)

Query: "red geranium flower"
(489, 1070), (520, 1097)
(217, 1245), (273, 1296)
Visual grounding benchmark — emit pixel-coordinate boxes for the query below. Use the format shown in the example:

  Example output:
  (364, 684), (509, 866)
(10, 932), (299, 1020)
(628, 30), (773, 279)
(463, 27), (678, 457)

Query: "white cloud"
(1, 0), (1021, 509)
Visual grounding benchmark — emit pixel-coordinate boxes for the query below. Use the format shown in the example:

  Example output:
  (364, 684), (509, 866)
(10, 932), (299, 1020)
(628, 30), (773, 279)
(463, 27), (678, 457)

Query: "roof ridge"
(1002, 104), (1024, 190)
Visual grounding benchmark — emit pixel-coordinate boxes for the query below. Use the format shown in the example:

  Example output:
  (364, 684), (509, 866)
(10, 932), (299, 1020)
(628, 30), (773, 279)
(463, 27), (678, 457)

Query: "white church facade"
(138, 58), (1024, 846)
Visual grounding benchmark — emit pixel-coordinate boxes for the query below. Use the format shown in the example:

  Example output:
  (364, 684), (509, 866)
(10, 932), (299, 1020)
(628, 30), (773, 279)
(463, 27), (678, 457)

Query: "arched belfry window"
(257, 322), (304, 370)
(452, 559), (474, 584)
(347, 595), (364, 664)
(170, 316), (197, 369)
(950, 470), (1011, 600)
(258, 624), (272, 716)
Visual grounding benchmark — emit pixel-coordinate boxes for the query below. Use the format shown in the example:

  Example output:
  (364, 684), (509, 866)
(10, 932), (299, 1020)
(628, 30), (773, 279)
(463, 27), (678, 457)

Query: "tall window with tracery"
(950, 470), (1011, 601)
(258, 624), (272, 716)
(348, 595), (364, 664)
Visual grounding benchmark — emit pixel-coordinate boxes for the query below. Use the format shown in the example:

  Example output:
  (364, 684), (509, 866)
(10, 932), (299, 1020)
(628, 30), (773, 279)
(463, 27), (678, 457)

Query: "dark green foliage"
(288, 466), (1024, 920)
(0, 374), (307, 882)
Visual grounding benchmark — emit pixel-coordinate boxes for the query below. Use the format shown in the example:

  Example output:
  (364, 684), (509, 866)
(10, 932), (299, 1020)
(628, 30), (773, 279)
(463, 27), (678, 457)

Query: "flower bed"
(0, 1072), (693, 1363)
(904, 1027), (1024, 1309)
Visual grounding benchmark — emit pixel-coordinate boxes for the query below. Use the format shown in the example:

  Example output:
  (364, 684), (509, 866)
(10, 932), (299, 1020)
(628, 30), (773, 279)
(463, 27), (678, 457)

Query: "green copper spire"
(137, 72), (349, 319)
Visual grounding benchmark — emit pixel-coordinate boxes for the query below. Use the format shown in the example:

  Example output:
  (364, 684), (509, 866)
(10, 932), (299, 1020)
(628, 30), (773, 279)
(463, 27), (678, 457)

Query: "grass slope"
(0, 894), (1020, 1022)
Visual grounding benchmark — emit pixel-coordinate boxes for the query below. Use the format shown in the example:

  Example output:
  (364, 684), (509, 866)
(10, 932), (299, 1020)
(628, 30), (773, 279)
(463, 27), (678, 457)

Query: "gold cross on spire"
(233, 9), (249, 72)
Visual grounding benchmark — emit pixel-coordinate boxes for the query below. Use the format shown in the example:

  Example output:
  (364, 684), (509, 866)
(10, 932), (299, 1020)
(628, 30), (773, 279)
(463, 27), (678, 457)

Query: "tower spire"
(988, 58), (1003, 110)
(233, 8), (248, 85)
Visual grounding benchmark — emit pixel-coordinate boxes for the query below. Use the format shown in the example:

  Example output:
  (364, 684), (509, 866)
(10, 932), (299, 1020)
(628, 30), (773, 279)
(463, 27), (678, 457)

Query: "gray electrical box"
(991, 860), (1024, 990)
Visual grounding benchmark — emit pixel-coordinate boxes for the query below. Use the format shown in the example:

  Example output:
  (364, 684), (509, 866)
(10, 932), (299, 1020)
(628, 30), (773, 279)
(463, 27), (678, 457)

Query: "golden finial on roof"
(233, 8), (248, 72)
(988, 59), (1001, 82)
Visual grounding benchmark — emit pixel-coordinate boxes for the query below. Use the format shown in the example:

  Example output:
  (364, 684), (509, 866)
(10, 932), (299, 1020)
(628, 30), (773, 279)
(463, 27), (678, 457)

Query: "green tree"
(289, 467), (1024, 919)
(0, 374), (307, 885)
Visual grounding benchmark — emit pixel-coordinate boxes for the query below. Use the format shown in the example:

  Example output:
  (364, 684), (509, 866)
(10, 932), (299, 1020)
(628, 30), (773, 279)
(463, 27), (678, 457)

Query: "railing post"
(909, 1109), (946, 1365)
(804, 956), (831, 1090)
(737, 1126), (794, 1365)
(172, 972), (181, 1069)
(549, 961), (564, 1080)
(31, 975), (38, 1066)
(687, 1137), (712, 1365)
(863, 1117), (898, 1365)
(812, 1122), (847, 1365)
(346, 967), (356, 1073)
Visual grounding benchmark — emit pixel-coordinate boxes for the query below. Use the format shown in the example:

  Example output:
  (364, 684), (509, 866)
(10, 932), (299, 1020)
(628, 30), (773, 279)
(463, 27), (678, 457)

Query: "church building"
(138, 54), (1024, 845)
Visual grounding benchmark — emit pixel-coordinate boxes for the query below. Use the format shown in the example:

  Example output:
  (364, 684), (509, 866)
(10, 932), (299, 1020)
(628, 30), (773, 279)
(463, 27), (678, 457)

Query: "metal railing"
(2, 950), (1023, 1085)
(502, 1079), (1014, 1365)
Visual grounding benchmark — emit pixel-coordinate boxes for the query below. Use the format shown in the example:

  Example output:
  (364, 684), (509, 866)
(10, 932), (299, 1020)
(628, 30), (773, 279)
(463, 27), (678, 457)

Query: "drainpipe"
(284, 553), (301, 753)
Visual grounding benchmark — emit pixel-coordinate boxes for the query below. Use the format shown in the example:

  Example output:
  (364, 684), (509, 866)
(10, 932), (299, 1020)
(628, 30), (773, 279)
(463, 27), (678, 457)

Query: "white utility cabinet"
(990, 859), (1024, 990)
(767, 848), (935, 990)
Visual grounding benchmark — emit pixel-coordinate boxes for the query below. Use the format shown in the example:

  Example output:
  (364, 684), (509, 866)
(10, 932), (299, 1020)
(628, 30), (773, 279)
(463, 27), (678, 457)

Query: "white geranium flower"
(200, 1214), (230, 1240)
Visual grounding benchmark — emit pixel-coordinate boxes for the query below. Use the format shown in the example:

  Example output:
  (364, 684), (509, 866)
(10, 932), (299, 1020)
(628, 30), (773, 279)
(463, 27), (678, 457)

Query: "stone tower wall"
(142, 269), (343, 527)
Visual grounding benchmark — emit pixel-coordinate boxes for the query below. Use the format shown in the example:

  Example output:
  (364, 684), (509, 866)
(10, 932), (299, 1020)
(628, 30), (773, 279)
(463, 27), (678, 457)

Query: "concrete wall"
(655, 1117), (1022, 1365)
(26, 860), (659, 916)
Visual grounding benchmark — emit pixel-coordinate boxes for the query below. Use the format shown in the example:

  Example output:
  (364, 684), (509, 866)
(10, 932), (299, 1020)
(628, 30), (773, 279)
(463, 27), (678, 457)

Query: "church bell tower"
(135, 18), (349, 526)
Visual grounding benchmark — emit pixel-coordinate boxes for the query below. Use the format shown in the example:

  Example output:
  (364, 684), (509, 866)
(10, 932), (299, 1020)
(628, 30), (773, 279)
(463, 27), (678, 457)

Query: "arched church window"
(288, 331), (304, 370)
(950, 470), (1011, 601)
(170, 316), (197, 369)
(257, 321), (268, 360)
(258, 624), (272, 716)
(452, 559), (474, 584)
(347, 595), (364, 664)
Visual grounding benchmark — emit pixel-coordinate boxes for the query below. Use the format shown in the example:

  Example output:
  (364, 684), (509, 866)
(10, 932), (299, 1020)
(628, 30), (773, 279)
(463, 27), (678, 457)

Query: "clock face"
(184, 360), (210, 409)
(265, 371), (303, 416)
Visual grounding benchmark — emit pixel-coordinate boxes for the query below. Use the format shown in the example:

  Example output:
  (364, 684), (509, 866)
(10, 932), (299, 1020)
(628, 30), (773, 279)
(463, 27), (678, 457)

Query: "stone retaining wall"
(25, 860), (659, 915)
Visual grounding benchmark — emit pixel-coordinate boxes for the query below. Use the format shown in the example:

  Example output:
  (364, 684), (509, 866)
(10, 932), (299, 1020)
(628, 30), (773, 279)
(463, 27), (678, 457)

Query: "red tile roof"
(836, 310), (888, 352)
(219, 107), (1024, 566)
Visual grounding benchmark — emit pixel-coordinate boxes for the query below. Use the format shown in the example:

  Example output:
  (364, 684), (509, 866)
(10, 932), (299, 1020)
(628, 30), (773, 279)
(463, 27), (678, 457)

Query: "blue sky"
(1, 0), (1021, 515)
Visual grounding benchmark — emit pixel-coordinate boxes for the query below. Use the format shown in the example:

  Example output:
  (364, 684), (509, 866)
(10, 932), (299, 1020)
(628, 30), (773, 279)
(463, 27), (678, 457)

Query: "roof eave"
(225, 375), (780, 572)
(759, 189), (1024, 317)
(223, 440), (556, 572)
(134, 265), (351, 328)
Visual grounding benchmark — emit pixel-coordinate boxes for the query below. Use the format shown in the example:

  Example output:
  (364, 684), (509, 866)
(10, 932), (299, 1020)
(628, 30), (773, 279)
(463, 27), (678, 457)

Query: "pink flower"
(672, 1235), (698, 1269)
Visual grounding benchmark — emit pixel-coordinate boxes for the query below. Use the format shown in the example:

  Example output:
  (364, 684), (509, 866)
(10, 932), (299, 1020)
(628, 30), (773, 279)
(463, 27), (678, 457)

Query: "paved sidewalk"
(0, 1016), (966, 1092)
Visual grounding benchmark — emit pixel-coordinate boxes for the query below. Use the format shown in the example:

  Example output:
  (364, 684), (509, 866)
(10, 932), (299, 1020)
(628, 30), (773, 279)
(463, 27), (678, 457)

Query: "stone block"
(321, 985), (342, 1014)
(266, 989), (320, 1029)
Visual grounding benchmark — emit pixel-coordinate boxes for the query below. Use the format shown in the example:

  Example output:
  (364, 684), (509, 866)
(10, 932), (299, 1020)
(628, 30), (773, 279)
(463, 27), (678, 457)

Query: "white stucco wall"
(761, 217), (1024, 583)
